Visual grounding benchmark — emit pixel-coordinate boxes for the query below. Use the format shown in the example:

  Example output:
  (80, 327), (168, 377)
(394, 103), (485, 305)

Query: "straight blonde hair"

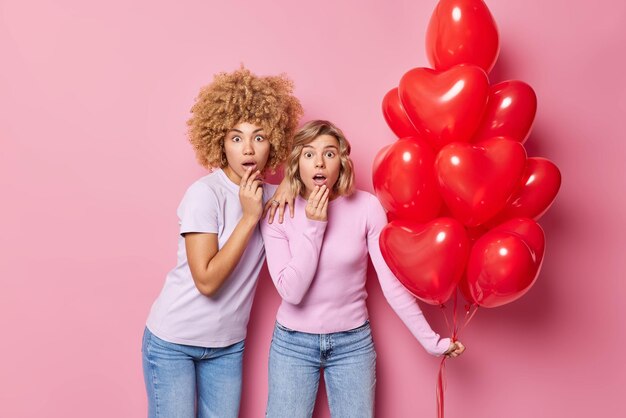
(286, 120), (355, 198)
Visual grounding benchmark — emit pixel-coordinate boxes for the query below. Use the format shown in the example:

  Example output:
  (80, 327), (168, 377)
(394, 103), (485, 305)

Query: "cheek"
(259, 141), (270, 152)
(257, 142), (270, 159)
(298, 159), (313, 179)
(223, 142), (237, 160)
(329, 160), (342, 179)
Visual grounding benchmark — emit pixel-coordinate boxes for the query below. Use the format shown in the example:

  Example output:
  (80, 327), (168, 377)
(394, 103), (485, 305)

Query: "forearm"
(271, 233), (321, 304)
(193, 215), (258, 296)
(379, 276), (450, 356)
(264, 219), (327, 304)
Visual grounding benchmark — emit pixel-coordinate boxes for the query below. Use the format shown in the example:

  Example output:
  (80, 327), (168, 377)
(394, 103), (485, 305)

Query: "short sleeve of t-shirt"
(178, 181), (219, 235)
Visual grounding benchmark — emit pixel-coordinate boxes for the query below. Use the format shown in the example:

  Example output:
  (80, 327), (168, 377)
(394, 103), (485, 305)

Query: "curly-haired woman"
(142, 67), (302, 418)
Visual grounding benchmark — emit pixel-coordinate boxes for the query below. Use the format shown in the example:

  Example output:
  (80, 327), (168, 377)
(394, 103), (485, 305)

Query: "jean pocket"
(275, 321), (297, 333)
(229, 339), (245, 352)
(145, 329), (185, 353)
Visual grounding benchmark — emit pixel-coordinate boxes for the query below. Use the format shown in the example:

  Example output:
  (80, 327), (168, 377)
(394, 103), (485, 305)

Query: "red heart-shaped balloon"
(373, 138), (442, 222)
(435, 137), (527, 227)
(426, 0), (500, 73)
(472, 80), (537, 143)
(458, 273), (476, 306)
(399, 65), (489, 150)
(488, 157), (561, 225)
(466, 218), (544, 308)
(491, 218), (545, 261)
(372, 144), (391, 175)
(457, 224), (489, 306)
(380, 218), (470, 305)
(382, 87), (420, 138)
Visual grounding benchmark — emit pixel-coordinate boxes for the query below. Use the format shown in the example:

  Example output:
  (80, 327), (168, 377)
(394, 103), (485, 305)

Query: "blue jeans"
(266, 321), (376, 418)
(141, 327), (244, 418)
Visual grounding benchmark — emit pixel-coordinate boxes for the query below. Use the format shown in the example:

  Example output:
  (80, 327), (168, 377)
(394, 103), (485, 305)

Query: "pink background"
(1, 0), (625, 417)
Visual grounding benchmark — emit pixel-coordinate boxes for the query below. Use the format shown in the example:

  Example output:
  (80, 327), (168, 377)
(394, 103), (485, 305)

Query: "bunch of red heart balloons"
(374, 0), (561, 310)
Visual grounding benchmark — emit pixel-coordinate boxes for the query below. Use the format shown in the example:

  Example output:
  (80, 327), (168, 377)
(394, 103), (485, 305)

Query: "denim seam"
(146, 331), (160, 417)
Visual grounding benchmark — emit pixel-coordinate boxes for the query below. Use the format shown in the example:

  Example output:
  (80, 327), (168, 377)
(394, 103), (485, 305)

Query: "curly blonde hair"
(187, 67), (303, 171)
(286, 120), (355, 198)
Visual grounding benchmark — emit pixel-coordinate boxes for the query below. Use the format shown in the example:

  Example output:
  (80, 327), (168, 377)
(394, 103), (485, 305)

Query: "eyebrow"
(228, 128), (265, 134)
(303, 144), (339, 150)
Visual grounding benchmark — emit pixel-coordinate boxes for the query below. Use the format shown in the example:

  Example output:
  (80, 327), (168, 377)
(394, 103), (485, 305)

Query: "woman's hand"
(305, 185), (329, 221)
(264, 176), (294, 224)
(444, 340), (466, 358)
(239, 168), (264, 223)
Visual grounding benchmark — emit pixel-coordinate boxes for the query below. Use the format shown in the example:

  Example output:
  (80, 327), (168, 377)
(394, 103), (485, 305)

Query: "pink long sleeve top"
(260, 190), (450, 356)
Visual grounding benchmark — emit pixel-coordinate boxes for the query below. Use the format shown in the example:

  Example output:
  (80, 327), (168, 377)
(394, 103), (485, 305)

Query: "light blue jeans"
(141, 327), (244, 418)
(266, 321), (376, 418)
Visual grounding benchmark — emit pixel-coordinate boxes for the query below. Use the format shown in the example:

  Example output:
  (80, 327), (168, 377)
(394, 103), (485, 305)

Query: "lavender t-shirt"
(146, 169), (276, 347)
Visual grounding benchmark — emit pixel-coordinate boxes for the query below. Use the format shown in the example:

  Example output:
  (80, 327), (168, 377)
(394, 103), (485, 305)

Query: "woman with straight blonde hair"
(261, 120), (465, 418)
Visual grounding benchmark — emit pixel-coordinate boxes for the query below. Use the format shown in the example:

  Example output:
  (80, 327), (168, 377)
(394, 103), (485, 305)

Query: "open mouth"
(312, 174), (327, 186)
(242, 161), (258, 171)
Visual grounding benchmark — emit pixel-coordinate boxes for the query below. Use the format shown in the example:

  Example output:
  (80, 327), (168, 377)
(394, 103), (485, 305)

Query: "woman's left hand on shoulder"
(264, 177), (295, 224)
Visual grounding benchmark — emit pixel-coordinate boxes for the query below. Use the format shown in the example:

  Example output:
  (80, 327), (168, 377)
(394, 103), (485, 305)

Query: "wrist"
(241, 213), (260, 228)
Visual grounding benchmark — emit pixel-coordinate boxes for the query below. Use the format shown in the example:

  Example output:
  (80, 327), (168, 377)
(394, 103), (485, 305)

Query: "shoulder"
(349, 189), (376, 200)
(191, 171), (224, 191)
(263, 182), (279, 202)
(346, 190), (386, 226)
(332, 190), (385, 228)
(180, 172), (224, 208)
(342, 189), (381, 210)
(189, 170), (240, 197)
(259, 214), (289, 237)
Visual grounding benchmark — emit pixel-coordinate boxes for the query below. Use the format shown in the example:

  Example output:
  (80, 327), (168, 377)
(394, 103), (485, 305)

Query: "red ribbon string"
(436, 292), (478, 418)
(461, 303), (479, 333)
(437, 356), (447, 418)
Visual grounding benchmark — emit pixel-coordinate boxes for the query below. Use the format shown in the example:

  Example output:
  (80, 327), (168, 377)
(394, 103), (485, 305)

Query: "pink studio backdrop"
(1, 0), (625, 417)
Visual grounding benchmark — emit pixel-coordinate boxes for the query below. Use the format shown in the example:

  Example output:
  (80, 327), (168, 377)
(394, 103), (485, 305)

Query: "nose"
(315, 157), (325, 168)
(243, 138), (254, 155)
